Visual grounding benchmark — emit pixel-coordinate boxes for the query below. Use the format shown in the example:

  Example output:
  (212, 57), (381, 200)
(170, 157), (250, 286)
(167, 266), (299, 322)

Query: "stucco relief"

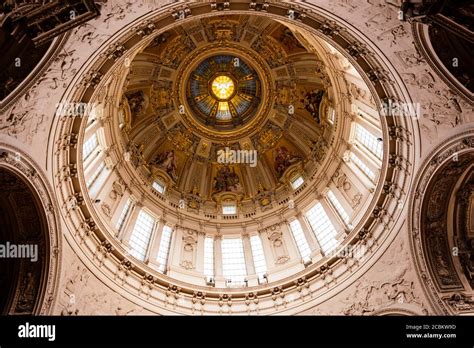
(306, 237), (428, 315)
(0, 0), (151, 146)
(57, 242), (152, 316)
(180, 230), (198, 270)
(320, 0), (472, 148)
(342, 239), (426, 315)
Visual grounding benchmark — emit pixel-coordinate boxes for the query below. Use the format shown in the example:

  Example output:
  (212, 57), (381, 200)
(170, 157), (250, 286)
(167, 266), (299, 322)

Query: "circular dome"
(80, 14), (383, 290)
(55, 5), (418, 316)
(187, 54), (261, 130)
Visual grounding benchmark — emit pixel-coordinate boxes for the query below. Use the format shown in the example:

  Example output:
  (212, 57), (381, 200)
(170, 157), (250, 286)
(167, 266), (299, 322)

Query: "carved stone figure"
(255, 183), (272, 210)
(127, 142), (145, 168)
(277, 27), (305, 52)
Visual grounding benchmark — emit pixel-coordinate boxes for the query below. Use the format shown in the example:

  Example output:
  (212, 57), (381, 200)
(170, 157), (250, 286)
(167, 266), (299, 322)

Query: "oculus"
(187, 54), (261, 130)
(211, 75), (235, 100)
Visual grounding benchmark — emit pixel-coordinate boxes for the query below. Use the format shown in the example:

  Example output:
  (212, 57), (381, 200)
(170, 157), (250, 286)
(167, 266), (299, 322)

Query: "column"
(258, 230), (275, 270)
(347, 146), (377, 190)
(214, 235), (222, 277)
(296, 212), (320, 253)
(319, 195), (346, 240)
(120, 202), (141, 245)
(84, 151), (104, 177)
(145, 219), (163, 266)
(214, 235), (225, 287)
(280, 223), (299, 261)
(342, 160), (370, 196)
(93, 162), (112, 201)
(329, 184), (353, 220)
(195, 232), (205, 273)
(243, 233), (258, 287)
(242, 233), (256, 275)
(84, 116), (102, 139)
(111, 191), (131, 227)
(168, 226), (181, 268)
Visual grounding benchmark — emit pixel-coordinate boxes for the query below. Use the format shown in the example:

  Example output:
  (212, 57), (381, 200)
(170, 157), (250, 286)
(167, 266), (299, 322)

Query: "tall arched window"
(129, 210), (155, 261)
(289, 219), (312, 263)
(305, 203), (338, 254)
(156, 225), (173, 273)
(203, 236), (215, 280)
(250, 235), (267, 278)
(354, 123), (383, 159)
(83, 133), (98, 160)
(221, 238), (247, 286)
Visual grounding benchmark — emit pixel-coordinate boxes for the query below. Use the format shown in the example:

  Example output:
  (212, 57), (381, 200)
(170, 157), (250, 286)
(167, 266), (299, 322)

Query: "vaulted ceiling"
(120, 15), (335, 203)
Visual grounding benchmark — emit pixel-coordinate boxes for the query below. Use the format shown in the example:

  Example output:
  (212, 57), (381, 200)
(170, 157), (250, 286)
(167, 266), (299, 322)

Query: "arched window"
(290, 175), (304, 190)
(222, 202), (237, 215)
(327, 190), (350, 226)
(129, 210), (155, 261)
(250, 235), (267, 278)
(289, 219), (312, 263)
(221, 238), (247, 286)
(354, 123), (383, 159)
(156, 225), (173, 273)
(152, 181), (166, 194)
(83, 133), (98, 160)
(327, 106), (335, 125)
(305, 203), (338, 254)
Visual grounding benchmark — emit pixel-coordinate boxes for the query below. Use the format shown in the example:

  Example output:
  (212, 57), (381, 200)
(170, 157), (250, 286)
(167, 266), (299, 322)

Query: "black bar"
(0, 315), (472, 346)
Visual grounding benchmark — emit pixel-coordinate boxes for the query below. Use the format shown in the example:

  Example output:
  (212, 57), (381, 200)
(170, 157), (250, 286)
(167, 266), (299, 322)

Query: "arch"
(0, 33), (69, 112)
(409, 131), (474, 315)
(412, 22), (473, 103)
(0, 145), (61, 315)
